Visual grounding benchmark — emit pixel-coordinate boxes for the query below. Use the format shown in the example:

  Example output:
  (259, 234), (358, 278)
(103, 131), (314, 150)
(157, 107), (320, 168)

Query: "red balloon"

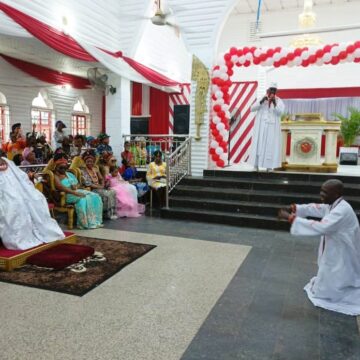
(287, 53), (295, 61)
(315, 49), (324, 58)
(331, 57), (340, 65)
(323, 45), (332, 53)
(253, 58), (260, 65)
(212, 154), (220, 162)
(230, 47), (237, 55)
(308, 55), (316, 64)
(215, 135), (222, 143)
(339, 51), (347, 60)
(226, 80), (232, 87)
(211, 94), (217, 101)
(354, 58), (360, 63)
(224, 53), (231, 61)
(273, 61), (280, 68)
(236, 49), (243, 57)
(354, 41), (360, 48)
(213, 65), (220, 70)
(294, 48), (302, 56)
(243, 47), (250, 54)
(250, 47), (256, 53)
(260, 53), (267, 62)
(347, 45), (355, 53)
(280, 58), (287, 66)
(226, 61), (234, 68)
(220, 141), (227, 148)
(302, 59), (309, 67)
(210, 148), (215, 155)
(275, 46), (281, 53)
(224, 99), (230, 105)
(216, 160), (225, 168)
(266, 49), (274, 57)
(244, 61), (251, 67)
(219, 111), (225, 118)
(227, 69), (234, 76)
(213, 105), (221, 112)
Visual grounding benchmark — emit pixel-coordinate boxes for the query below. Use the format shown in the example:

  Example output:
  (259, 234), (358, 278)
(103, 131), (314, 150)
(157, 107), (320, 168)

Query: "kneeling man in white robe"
(0, 157), (65, 250)
(248, 82), (285, 171)
(279, 179), (360, 315)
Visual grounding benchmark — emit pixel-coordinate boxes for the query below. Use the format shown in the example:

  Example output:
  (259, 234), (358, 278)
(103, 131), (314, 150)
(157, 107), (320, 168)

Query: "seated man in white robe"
(278, 179), (360, 315)
(0, 156), (65, 250)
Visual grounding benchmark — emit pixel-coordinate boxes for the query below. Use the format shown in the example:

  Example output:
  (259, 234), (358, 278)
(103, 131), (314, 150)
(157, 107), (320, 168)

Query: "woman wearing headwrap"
(53, 153), (103, 229)
(81, 150), (117, 220)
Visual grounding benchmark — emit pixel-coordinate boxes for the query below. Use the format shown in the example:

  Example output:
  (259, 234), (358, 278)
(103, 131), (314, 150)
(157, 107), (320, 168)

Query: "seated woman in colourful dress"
(53, 154), (103, 229)
(0, 156), (64, 250)
(123, 158), (149, 198)
(80, 150), (117, 220)
(146, 150), (167, 207)
(121, 141), (134, 166)
(106, 166), (145, 218)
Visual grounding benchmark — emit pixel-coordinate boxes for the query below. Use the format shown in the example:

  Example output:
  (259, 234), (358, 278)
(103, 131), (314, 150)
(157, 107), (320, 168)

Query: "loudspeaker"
(131, 117), (149, 135)
(173, 105), (190, 134)
(339, 152), (358, 165)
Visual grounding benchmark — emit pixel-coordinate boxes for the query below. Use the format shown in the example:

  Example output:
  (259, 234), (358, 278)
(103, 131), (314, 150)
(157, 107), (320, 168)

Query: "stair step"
(181, 176), (360, 196)
(172, 185), (360, 207)
(161, 207), (290, 231)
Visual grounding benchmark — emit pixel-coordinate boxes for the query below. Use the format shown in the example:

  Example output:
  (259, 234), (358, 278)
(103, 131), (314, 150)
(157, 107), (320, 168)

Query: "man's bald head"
(320, 179), (344, 204)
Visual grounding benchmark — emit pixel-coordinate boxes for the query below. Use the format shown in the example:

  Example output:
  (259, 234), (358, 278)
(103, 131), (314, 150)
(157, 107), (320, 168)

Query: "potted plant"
(334, 107), (360, 165)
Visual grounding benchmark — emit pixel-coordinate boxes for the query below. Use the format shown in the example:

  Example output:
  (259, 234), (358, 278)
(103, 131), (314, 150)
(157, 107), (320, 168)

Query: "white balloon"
(215, 147), (224, 155)
(323, 53), (331, 62)
(216, 90), (223, 98)
(217, 122), (225, 131)
(287, 61), (294, 67)
(301, 51), (310, 60)
(215, 98), (225, 106)
(347, 53), (356, 62)
(354, 48), (360, 58)
(338, 43), (347, 51)
(219, 65), (227, 73)
(213, 70), (221, 78)
(331, 46), (341, 57)
(316, 58), (323, 66)
(220, 73), (228, 81)
(213, 116), (221, 124)
(273, 53), (281, 61)
(210, 140), (217, 149)
(264, 58), (274, 66)
(254, 48), (261, 57)
(239, 56), (246, 64)
(220, 153), (228, 161)
(231, 55), (239, 63)
(294, 57), (302, 66)
(245, 53), (253, 61)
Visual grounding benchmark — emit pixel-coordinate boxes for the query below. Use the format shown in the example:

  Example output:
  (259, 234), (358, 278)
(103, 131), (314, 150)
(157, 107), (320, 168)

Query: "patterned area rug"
(0, 237), (156, 296)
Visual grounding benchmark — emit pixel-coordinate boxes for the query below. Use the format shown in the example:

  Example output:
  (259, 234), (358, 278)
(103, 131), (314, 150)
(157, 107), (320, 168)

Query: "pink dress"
(106, 174), (145, 218)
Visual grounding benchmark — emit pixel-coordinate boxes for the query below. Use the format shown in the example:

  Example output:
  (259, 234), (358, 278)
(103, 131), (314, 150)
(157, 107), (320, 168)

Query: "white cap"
(269, 82), (278, 89)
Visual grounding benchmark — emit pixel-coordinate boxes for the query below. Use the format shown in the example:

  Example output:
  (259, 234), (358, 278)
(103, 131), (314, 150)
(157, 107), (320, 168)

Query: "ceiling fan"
(87, 68), (116, 96)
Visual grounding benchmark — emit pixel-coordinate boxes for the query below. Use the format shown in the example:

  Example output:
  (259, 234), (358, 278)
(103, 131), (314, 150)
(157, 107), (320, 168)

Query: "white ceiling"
(232, 0), (357, 14)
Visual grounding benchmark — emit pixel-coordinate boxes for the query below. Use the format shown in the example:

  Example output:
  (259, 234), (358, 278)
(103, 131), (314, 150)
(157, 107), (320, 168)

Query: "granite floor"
(1, 215), (359, 359)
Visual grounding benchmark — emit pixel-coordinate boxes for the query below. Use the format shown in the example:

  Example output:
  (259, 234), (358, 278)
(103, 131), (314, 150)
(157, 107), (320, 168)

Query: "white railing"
(121, 134), (189, 168)
(165, 137), (192, 208)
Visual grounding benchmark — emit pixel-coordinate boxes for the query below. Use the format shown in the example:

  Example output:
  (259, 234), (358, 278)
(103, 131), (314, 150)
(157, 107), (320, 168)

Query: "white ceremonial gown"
(248, 97), (285, 169)
(0, 158), (65, 250)
(291, 198), (360, 315)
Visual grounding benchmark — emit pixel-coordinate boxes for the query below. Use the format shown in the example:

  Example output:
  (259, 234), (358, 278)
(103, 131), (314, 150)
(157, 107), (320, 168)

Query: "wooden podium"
(281, 114), (341, 173)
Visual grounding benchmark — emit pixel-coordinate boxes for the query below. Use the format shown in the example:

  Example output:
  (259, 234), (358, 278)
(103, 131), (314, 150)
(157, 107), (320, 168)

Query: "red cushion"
(27, 243), (94, 270)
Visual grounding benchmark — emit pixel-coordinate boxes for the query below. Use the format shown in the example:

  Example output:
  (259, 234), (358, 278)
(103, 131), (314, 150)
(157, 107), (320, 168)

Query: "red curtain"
(0, 54), (90, 89)
(0, 2), (181, 87)
(0, 2), (96, 62)
(149, 87), (169, 134)
(132, 82), (143, 115)
(123, 56), (179, 87)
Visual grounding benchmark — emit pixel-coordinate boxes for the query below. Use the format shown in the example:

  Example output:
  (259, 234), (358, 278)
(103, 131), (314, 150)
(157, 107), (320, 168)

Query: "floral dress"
(146, 162), (167, 189)
(81, 168), (117, 219)
(60, 172), (103, 229)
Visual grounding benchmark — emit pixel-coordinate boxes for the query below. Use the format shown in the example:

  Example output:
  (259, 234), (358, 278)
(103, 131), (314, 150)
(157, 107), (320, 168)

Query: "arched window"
(0, 92), (10, 144)
(71, 98), (90, 136)
(31, 91), (54, 142)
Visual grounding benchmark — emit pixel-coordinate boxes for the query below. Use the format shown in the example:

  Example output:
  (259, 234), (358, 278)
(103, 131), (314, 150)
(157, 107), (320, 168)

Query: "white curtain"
(283, 97), (360, 120)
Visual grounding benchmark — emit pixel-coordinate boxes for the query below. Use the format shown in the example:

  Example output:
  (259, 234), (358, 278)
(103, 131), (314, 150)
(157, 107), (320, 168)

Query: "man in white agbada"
(0, 157), (65, 250)
(248, 82), (285, 171)
(279, 179), (360, 315)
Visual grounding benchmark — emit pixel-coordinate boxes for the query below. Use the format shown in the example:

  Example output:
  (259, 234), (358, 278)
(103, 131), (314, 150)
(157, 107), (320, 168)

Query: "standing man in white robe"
(0, 156), (65, 250)
(278, 179), (360, 315)
(248, 82), (285, 171)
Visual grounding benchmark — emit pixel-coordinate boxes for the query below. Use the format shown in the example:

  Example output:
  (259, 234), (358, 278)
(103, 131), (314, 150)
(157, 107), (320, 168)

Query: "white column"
(324, 130), (339, 165)
(106, 75), (131, 159)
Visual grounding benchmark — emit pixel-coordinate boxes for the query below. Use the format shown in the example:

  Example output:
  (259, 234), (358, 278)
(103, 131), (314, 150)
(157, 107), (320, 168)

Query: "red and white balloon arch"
(210, 40), (360, 167)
